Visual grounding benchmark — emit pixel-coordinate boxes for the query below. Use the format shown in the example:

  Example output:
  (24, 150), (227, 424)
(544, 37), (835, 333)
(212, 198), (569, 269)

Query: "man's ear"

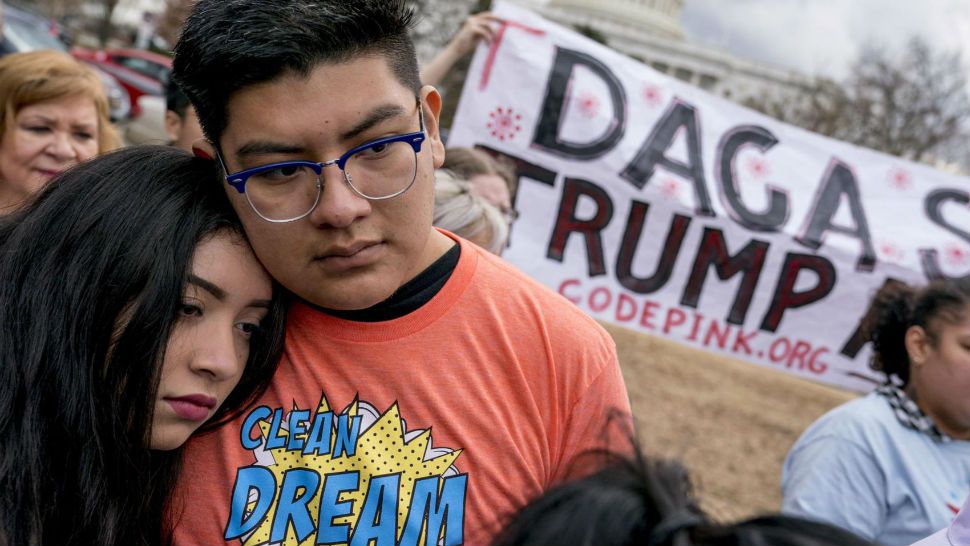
(191, 139), (216, 161)
(163, 111), (182, 142)
(420, 85), (446, 168)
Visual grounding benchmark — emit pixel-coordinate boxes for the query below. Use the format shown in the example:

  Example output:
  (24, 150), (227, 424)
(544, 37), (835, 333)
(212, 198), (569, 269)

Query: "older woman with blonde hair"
(0, 50), (120, 212)
(442, 146), (517, 221)
(434, 169), (509, 255)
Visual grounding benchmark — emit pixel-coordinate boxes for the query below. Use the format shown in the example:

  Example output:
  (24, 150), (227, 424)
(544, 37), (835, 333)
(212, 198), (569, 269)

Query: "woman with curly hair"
(782, 278), (970, 545)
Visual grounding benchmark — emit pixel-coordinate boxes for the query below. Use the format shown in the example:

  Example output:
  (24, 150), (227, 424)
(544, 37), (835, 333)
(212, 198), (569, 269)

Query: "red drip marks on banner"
(479, 20), (546, 91)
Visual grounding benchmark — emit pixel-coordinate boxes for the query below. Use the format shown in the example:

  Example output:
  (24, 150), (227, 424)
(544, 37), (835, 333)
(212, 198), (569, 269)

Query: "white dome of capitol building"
(512, 0), (809, 103)
(546, 0), (685, 40)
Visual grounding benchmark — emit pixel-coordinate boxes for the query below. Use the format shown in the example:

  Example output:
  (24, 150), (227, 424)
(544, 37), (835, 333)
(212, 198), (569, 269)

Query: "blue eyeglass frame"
(221, 101), (427, 199)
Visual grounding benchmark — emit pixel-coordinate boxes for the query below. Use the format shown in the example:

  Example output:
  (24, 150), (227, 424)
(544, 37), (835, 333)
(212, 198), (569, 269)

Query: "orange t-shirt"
(170, 235), (631, 546)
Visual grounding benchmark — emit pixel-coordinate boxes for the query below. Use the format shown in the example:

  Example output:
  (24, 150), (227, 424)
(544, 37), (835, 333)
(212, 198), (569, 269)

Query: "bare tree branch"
(746, 37), (970, 169)
(157, 0), (194, 47)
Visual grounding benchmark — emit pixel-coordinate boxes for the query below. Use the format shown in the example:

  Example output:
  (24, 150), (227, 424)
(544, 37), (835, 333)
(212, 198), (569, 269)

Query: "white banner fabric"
(447, 1), (970, 391)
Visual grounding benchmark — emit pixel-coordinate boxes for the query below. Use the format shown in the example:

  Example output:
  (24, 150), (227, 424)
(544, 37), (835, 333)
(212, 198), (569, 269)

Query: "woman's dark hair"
(492, 446), (876, 546)
(863, 277), (970, 385)
(0, 145), (287, 546)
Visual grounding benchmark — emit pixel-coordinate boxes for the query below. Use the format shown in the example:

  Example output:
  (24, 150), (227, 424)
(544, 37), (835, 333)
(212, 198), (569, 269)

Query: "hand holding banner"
(448, 1), (970, 391)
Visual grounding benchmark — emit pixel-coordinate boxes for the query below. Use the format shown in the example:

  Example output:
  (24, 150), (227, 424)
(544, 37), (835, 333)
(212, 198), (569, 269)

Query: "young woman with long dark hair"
(0, 145), (288, 546)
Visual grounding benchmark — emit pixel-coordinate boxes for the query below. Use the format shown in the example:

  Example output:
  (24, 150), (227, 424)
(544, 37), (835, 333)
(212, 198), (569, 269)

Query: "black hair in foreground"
(0, 146), (287, 546)
(492, 445), (878, 546)
(863, 277), (970, 386)
(172, 0), (422, 146)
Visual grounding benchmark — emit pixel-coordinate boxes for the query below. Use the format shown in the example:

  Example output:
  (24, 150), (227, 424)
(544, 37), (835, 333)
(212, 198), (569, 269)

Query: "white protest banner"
(447, 1), (970, 392)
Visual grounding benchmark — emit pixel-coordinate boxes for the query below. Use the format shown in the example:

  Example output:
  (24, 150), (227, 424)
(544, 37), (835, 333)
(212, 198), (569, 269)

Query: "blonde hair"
(434, 169), (509, 255)
(442, 147), (517, 194)
(0, 51), (120, 153)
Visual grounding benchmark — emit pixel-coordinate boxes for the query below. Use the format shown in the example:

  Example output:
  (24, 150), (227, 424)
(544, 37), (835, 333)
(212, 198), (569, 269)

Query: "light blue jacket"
(782, 393), (970, 546)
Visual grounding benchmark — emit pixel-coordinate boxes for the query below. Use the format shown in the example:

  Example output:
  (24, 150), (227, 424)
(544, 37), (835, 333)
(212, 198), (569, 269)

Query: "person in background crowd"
(434, 169), (508, 255)
(0, 1), (14, 57)
(493, 445), (877, 546)
(782, 278), (970, 546)
(420, 11), (500, 88)
(124, 80), (203, 151)
(0, 50), (120, 212)
(0, 146), (287, 546)
(123, 94), (166, 145)
(442, 146), (518, 225)
(169, 0), (630, 543)
(912, 494), (970, 546)
(164, 78), (204, 152)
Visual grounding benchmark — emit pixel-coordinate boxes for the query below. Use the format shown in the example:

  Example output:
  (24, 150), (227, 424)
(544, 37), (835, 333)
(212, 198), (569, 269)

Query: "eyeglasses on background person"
(218, 99), (426, 223)
(502, 207), (519, 224)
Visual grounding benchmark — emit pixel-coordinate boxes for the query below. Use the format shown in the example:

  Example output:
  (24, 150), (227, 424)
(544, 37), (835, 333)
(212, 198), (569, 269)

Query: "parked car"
(1, 6), (131, 121)
(71, 48), (171, 118)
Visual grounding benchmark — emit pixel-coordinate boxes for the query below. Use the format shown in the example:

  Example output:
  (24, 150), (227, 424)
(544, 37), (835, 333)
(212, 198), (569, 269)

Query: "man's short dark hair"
(165, 78), (191, 118)
(172, 0), (422, 146)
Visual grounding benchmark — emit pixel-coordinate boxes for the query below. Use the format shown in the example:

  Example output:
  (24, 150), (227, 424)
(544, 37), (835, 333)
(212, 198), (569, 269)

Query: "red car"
(71, 48), (172, 118)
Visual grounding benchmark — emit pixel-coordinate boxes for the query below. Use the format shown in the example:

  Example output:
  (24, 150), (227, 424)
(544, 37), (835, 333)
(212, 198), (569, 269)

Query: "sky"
(680, 0), (970, 80)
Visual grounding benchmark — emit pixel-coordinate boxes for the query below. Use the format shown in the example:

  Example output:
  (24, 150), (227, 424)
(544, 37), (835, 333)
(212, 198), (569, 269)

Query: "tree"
(746, 38), (970, 167)
(29, 0), (84, 19)
(408, 0), (483, 129)
(408, 0), (479, 65)
(94, 0), (120, 46)
(157, 0), (193, 47)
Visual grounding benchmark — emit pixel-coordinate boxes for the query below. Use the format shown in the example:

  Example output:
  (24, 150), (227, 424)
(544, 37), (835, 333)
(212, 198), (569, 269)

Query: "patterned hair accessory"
(876, 383), (950, 442)
(648, 511), (703, 546)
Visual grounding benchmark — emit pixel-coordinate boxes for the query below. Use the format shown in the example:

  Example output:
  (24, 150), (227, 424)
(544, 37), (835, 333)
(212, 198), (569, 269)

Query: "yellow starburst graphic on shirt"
(241, 394), (462, 546)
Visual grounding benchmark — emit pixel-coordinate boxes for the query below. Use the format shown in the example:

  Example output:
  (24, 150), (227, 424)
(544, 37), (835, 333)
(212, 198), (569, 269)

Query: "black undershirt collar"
(319, 243), (461, 322)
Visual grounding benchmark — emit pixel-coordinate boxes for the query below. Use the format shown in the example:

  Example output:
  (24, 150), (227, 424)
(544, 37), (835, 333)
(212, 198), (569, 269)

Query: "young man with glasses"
(169, 1), (630, 545)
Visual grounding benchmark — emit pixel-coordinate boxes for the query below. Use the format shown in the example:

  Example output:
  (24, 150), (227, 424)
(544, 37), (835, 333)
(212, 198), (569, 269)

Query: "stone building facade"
(512, 0), (812, 103)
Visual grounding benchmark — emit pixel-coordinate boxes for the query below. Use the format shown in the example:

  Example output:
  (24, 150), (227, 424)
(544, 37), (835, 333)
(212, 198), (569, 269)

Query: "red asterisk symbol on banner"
(887, 167), (912, 190)
(643, 84), (663, 108)
(878, 242), (904, 262)
(660, 177), (681, 199)
(575, 91), (601, 118)
(746, 157), (770, 179)
(486, 106), (523, 142)
(945, 243), (970, 265)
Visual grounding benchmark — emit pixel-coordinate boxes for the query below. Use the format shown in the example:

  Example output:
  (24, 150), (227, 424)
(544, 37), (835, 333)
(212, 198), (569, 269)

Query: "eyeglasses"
(502, 208), (519, 224)
(219, 99), (427, 223)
